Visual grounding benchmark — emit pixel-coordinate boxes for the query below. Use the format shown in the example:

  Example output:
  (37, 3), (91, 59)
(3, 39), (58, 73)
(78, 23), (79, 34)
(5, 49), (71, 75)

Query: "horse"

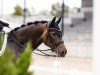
(0, 20), (9, 31)
(7, 17), (67, 57)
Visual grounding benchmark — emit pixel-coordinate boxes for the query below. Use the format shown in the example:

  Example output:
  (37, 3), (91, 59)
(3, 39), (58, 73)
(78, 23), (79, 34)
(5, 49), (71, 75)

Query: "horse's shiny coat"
(7, 17), (67, 57)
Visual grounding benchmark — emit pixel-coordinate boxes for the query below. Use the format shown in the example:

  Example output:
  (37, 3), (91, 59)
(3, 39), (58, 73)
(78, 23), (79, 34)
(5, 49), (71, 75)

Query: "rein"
(1, 22), (63, 57)
(0, 18), (65, 57)
(0, 31), (8, 56)
(11, 35), (58, 57)
(10, 24), (64, 57)
(9, 26), (58, 57)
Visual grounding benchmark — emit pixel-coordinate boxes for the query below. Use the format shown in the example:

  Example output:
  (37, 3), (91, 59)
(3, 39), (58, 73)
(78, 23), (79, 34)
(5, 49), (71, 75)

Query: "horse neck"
(14, 23), (47, 49)
(32, 24), (47, 49)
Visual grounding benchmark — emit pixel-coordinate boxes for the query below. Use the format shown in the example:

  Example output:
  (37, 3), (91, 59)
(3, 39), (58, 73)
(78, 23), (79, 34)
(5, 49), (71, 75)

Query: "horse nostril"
(60, 50), (66, 57)
(61, 51), (65, 55)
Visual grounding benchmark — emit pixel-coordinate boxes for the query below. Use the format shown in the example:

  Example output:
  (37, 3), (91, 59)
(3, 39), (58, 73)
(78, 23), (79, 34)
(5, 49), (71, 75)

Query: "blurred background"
(0, 0), (93, 75)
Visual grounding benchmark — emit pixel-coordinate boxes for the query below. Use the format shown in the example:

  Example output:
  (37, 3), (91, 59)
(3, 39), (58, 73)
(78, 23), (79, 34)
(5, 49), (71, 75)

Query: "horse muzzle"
(55, 43), (67, 57)
(57, 49), (67, 57)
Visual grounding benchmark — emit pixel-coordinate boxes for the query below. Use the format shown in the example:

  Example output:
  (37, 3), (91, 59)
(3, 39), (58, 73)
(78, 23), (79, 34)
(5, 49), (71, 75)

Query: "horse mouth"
(60, 54), (66, 57)
(57, 54), (66, 57)
(56, 49), (67, 57)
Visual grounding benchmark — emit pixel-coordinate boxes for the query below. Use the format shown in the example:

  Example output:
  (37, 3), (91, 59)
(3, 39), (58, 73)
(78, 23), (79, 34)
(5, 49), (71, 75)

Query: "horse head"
(43, 17), (67, 57)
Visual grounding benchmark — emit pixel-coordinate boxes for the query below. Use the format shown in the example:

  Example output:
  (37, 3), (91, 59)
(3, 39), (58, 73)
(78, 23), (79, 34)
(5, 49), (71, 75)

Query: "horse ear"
(51, 17), (56, 24)
(49, 17), (56, 28)
(56, 17), (61, 25)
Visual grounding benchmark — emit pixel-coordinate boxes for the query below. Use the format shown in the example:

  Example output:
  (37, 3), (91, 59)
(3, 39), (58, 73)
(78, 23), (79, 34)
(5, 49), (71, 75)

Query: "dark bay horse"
(7, 17), (67, 57)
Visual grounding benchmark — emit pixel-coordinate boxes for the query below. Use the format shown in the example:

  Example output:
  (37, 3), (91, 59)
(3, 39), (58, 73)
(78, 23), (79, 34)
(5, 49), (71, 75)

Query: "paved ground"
(29, 54), (92, 75)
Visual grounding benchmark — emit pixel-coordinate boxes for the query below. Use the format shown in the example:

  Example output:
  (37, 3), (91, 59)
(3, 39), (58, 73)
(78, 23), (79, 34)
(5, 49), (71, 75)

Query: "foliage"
(13, 5), (23, 16)
(51, 2), (69, 17)
(13, 5), (30, 16)
(0, 41), (33, 75)
(0, 33), (4, 48)
(0, 34), (2, 48)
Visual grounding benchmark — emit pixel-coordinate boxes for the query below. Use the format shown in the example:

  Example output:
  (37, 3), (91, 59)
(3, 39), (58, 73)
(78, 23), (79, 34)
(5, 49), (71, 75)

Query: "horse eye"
(51, 32), (56, 36)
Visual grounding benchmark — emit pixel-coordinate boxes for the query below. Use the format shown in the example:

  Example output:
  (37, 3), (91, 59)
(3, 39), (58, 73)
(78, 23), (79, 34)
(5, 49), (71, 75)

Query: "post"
(0, 0), (3, 18)
(23, 0), (26, 24)
(61, 0), (65, 35)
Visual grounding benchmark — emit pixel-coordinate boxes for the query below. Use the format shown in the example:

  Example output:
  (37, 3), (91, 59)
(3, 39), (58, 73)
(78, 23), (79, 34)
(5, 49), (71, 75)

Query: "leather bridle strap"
(47, 29), (64, 50)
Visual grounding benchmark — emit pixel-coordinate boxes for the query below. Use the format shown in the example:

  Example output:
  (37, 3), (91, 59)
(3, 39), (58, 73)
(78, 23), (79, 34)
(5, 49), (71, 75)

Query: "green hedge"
(0, 42), (33, 75)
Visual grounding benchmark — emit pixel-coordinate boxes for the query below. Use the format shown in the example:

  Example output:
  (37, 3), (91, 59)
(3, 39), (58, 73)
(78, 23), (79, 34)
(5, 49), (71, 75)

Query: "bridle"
(33, 25), (64, 57)
(33, 28), (64, 57)
(45, 28), (64, 52)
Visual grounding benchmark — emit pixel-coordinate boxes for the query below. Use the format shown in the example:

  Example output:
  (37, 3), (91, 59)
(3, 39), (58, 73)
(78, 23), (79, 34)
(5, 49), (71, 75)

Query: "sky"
(0, 0), (82, 15)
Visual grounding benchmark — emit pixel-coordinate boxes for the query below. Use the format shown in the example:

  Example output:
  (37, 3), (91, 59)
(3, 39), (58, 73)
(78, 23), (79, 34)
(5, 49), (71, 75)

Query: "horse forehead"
(50, 29), (62, 37)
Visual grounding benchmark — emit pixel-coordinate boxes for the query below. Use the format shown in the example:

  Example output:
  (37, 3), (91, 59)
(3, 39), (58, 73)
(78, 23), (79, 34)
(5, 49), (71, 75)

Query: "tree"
(13, 5), (23, 16)
(51, 2), (69, 17)
(13, 5), (30, 16)
(0, 41), (33, 75)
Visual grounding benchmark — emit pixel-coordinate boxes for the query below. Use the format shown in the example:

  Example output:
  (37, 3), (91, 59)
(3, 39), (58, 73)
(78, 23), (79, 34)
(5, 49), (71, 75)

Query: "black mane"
(27, 20), (47, 25)
(9, 20), (48, 33)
